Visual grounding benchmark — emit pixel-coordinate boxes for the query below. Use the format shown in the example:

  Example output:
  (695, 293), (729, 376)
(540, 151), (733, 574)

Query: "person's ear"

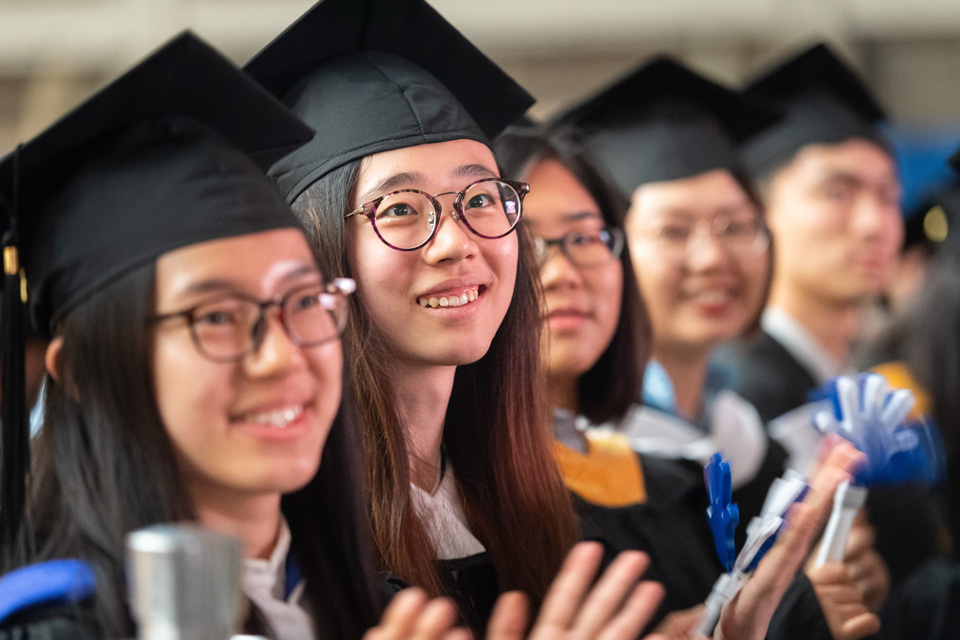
(45, 337), (63, 384)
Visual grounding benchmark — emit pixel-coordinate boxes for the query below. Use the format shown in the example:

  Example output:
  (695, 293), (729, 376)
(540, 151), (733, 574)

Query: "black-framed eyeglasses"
(345, 177), (529, 251)
(149, 278), (356, 363)
(533, 226), (625, 268)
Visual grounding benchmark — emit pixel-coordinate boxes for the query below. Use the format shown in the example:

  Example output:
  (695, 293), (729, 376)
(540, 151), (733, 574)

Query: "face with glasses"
(345, 139), (520, 369)
(523, 158), (625, 380)
(151, 228), (346, 502)
(626, 168), (769, 355)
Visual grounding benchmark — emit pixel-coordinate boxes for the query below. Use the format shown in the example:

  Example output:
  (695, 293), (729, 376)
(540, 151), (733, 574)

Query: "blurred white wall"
(1, 0), (959, 153)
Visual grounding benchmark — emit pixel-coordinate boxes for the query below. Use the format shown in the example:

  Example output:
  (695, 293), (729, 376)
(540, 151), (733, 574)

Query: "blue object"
(704, 453), (739, 572)
(0, 559), (96, 625)
(812, 374), (945, 486)
(284, 551), (301, 600)
(744, 471), (808, 573)
(642, 358), (676, 414)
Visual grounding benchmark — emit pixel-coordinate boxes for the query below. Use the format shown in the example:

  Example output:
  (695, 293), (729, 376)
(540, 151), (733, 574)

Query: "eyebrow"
(358, 171), (425, 204)
(174, 265), (321, 300)
(357, 164), (498, 205)
(527, 211), (601, 236)
(563, 210), (603, 223)
(818, 170), (865, 187)
(455, 163), (498, 180)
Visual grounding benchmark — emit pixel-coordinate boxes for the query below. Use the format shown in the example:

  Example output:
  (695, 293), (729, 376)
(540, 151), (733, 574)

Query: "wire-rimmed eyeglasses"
(533, 226), (625, 268)
(636, 212), (770, 258)
(345, 177), (529, 251)
(149, 278), (356, 362)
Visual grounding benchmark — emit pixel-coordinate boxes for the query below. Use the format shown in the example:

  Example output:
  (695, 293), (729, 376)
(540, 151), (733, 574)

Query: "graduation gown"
(553, 421), (831, 639)
(610, 394), (790, 551)
(410, 465), (499, 634)
(720, 328), (816, 425)
(723, 333), (945, 586)
(0, 605), (98, 640)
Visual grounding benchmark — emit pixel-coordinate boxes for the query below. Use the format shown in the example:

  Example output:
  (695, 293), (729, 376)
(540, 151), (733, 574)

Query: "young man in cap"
(722, 44), (904, 429)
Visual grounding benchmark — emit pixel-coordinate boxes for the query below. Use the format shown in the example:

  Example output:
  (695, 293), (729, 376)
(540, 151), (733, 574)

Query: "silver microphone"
(126, 524), (246, 640)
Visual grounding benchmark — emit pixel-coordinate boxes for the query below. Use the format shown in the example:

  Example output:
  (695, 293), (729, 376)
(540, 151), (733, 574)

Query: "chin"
(427, 340), (498, 367)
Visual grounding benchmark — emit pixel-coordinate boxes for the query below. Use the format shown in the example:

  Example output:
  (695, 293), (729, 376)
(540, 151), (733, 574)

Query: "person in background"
(717, 43), (903, 437)
(862, 150), (960, 561)
(552, 56), (786, 541)
(717, 43), (943, 588)
(496, 122), (880, 640)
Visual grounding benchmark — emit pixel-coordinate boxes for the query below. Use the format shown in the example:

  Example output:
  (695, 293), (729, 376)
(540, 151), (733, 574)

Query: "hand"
(363, 588), (471, 640)
(840, 513), (890, 613)
(651, 605), (705, 639)
(714, 438), (864, 640)
(808, 563), (881, 640)
(486, 542), (666, 640)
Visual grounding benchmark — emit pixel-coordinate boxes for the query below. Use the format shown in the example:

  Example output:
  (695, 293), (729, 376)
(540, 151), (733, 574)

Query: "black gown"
(721, 330), (946, 587)
(0, 605), (98, 640)
(554, 425), (832, 639)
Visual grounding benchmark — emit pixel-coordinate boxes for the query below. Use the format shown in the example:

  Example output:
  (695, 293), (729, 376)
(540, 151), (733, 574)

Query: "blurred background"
(2, 0), (959, 207)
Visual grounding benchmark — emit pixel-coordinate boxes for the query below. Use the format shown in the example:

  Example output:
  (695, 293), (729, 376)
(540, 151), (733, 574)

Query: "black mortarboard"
(0, 32), (312, 566)
(244, 0), (534, 204)
(741, 43), (890, 178)
(552, 57), (780, 198)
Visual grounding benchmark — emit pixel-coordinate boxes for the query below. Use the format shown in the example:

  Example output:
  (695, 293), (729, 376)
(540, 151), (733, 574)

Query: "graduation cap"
(244, 0), (534, 204)
(552, 57), (780, 198)
(741, 43), (890, 178)
(0, 32), (312, 566)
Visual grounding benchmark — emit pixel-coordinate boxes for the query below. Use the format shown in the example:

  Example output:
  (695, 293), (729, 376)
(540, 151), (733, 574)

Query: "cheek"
(485, 236), (519, 297)
(348, 238), (410, 313)
(151, 339), (224, 450)
(741, 251), (770, 288)
(589, 267), (624, 337)
(631, 251), (675, 311)
(306, 344), (344, 407)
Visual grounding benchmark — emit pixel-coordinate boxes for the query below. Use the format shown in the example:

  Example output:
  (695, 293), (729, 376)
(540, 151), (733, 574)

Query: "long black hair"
(291, 153), (580, 623)
(21, 260), (383, 638)
(494, 124), (651, 425)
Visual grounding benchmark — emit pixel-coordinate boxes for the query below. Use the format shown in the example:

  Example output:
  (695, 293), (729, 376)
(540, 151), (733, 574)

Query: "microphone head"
(127, 524), (246, 640)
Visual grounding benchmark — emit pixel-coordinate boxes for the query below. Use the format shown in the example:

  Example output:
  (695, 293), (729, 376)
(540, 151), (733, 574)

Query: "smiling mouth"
(236, 404), (305, 429)
(417, 286), (481, 309)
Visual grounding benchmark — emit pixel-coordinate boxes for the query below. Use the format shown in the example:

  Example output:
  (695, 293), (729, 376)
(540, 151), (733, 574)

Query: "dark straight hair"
(18, 261), (383, 639)
(292, 154), (581, 622)
(494, 125), (651, 425)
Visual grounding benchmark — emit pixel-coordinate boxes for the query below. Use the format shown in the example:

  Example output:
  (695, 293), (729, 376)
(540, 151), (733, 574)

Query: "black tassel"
(0, 145), (29, 569)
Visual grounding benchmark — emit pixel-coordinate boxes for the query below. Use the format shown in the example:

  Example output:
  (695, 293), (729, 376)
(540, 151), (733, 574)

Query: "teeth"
(417, 287), (479, 309)
(242, 405), (304, 428)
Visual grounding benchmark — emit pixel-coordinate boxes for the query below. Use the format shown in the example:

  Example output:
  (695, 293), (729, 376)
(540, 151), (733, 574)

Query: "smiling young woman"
(244, 0), (587, 630)
(0, 34), (383, 640)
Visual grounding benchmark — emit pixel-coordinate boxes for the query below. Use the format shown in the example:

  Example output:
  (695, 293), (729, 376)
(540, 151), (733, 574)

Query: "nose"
(243, 310), (306, 377)
(539, 244), (584, 291)
(420, 197), (478, 264)
(685, 223), (730, 271)
(850, 190), (898, 240)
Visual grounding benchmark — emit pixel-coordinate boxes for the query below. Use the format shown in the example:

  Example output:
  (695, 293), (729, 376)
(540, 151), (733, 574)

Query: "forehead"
(523, 158), (603, 231)
(785, 138), (898, 183)
(354, 139), (498, 197)
(155, 228), (318, 300)
(628, 168), (752, 221)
